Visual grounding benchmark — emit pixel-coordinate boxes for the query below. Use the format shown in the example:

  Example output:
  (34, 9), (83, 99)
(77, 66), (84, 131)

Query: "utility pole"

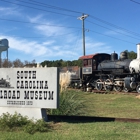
(78, 14), (89, 56)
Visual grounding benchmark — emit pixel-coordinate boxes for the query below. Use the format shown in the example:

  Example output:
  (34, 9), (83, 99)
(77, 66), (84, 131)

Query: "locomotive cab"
(79, 53), (111, 75)
(79, 53), (111, 91)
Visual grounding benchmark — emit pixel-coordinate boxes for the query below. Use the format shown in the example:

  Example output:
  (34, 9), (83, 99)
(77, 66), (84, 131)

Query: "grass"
(1, 89), (140, 139)
(81, 92), (140, 118)
(1, 122), (140, 140)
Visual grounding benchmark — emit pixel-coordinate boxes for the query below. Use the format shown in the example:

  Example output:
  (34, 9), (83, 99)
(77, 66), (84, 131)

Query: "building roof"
(79, 53), (110, 60)
(79, 53), (98, 59)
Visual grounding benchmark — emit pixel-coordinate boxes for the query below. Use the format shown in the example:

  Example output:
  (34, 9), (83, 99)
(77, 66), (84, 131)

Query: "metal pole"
(82, 16), (85, 56)
(78, 14), (89, 56)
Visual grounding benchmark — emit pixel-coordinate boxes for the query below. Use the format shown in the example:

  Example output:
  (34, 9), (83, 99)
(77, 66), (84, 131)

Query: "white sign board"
(0, 67), (59, 109)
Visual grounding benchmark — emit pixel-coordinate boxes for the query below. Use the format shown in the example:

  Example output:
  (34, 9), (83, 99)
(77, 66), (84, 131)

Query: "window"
(93, 59), (96, 64)
(83, 60), (88, 66)
(88, 59), (91, 66)
(93, 59), (96, 69)
(83, 59), (92, 66)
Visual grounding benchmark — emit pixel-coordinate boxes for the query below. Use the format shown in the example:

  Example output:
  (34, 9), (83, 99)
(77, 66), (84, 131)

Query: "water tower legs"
(0, 52), (1, 68)
(7, 50), (8, 68)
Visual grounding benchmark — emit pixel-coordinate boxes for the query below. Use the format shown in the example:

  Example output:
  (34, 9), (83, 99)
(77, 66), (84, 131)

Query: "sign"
(0, 67), (59, 109)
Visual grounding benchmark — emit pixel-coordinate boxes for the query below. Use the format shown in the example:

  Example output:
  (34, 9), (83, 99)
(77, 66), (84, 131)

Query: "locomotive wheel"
(105, 85), (113, 91)
(136, 85), (140, 93)
(96, 79), (103, 91)
(123, 88), (130, 93)
(114, 86), (122, 92)
(104, 79), (113, 91)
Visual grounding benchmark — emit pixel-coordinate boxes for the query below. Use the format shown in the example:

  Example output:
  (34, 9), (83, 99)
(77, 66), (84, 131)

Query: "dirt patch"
(136, 95), (140, 99)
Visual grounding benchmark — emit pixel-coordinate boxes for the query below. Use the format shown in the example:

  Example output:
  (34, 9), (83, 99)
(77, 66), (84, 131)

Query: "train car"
(59, 66), (82, 88)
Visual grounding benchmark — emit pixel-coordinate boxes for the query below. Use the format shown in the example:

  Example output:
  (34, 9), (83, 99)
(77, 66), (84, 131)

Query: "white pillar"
(137, 43), (140, 59)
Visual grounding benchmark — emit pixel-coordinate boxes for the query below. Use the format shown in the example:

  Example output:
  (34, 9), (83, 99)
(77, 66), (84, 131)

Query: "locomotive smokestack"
(137, 43), (140, 59)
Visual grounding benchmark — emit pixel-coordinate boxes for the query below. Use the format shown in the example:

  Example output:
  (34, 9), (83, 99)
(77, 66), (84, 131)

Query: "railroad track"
(91, 89), (139, 96)
(68, 88), (140, 96)
(48, 115), (140, 123)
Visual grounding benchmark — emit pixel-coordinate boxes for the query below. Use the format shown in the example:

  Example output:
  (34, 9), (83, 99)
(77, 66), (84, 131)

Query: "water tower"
(0, 39), (9, 67)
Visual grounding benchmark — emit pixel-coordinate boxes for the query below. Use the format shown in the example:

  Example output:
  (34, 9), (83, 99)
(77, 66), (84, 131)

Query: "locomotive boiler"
(97, 52), (131, 74)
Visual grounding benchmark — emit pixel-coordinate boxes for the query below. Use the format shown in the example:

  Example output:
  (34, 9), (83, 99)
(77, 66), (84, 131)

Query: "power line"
(1, 0), (140, 38)
(86, 20), (140, 40)
(0, 18), (137, 44)
(0, 18), (81, 29)
(89, 15), (140, 37)
(89, 30), (136, 45)
(0, 31), (80, 38)
(0, 0), (139, 44)
(24, 0), (140, 38)
(29, 0), (83, 14)
(130, 0), (140, 5)
(0, 0), (77, 17)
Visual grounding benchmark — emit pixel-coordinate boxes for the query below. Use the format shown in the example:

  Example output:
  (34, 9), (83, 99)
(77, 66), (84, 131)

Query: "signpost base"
(0, 107), (48, 121)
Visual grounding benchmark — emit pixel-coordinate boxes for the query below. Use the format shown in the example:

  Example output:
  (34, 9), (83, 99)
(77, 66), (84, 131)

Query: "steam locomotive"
(0, 78), (10, 88)
(69, 44), (140, 93)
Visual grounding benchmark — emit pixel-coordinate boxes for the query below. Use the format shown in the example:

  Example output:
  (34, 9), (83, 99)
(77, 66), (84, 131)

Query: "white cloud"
(27, 15), (44, 23)
(0, 33), (113, 62)
(77, 37), (113, 55)
(0, 35), (47, 55)
(27, 15), (69, 37)
(0, 35), (79, 61)
(42, 41), (55, 46)
(0, 6), (21, 16)
(0, 13), (113, 62)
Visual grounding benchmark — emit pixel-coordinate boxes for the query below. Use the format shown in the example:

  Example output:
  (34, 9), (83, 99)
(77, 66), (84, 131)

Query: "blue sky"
(0, 0), (140, 63)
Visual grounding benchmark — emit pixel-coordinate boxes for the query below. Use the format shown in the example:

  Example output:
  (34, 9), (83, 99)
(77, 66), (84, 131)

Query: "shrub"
(23, 119), (50, 134)
(0, 112), (50, 134)
(48, 90), (86, 116)
(0, 112), (29, 131)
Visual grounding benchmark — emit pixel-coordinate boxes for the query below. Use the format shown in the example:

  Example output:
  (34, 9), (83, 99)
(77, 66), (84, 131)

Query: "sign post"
(0, 67), (59, 121)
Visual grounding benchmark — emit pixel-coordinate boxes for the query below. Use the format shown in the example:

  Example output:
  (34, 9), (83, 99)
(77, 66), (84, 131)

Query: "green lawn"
(1, 90), (140, 140)
(81, 92), (140, 118)
(1, 122), (140, 140)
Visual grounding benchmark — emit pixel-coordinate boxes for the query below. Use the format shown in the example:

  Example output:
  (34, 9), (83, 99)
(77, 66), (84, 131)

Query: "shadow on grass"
(48, 115), (115, 123)
(48, 115), (140, 123)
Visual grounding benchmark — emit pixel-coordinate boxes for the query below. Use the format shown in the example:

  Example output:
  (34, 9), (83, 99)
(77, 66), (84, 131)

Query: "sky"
(0, 0), (140, 63)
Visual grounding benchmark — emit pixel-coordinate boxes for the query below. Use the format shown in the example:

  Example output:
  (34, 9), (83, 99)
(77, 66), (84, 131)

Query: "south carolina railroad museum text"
(0, 70), (56, 107)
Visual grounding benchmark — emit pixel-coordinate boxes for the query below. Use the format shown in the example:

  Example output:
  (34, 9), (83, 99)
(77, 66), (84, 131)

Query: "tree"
(128, 51), (137, 59)
(13, 59), (24, 67)
(41, 59), (82, 67)
(31, 59), (36, 64)
(124, 50), (137, 59)
(2, 59), (12, 68)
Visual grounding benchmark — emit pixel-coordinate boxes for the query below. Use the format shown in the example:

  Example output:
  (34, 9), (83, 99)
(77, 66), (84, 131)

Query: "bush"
(0, 112), (50, 134)
(23, 119), (49, 134)
(48, 90), (86, 116)
(0, 112), (29, 131)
